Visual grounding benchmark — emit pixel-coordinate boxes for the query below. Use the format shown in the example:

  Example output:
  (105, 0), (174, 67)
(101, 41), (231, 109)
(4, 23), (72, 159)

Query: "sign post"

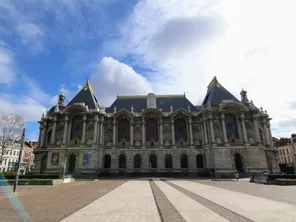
(13, 128), (26, 193)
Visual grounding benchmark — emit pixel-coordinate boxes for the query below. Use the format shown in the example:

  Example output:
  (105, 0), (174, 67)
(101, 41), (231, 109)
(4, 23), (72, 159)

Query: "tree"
(0, 113), (24, 164)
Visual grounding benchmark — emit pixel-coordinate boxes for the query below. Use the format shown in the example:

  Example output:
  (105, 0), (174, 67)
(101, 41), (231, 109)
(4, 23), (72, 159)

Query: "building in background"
(33, 77), (280, 177)
(0, 141), (37, 174)
(277, 134), (296, 174)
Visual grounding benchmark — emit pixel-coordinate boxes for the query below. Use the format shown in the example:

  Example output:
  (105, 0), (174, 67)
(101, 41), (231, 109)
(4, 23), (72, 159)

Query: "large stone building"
(33, 77), (280, 177)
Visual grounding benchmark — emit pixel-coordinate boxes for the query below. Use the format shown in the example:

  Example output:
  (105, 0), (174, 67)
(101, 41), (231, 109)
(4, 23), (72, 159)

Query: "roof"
(67, 80), (100, 109)
(202, 76), (240, 107)
(105, 94), (200, 113)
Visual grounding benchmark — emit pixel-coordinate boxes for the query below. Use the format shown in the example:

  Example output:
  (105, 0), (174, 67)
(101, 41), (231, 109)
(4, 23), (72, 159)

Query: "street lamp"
(13, 128), (26, 193)
(63, 157), (68, 179)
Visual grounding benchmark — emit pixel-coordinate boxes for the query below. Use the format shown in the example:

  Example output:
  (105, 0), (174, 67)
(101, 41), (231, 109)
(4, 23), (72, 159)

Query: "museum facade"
(33, 77), (280, 177)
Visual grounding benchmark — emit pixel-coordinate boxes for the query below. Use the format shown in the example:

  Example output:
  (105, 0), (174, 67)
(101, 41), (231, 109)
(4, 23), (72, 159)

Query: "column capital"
(220, 113), (225, 118)
(170, 117), (174, 123)
(83, 114), (87, 121)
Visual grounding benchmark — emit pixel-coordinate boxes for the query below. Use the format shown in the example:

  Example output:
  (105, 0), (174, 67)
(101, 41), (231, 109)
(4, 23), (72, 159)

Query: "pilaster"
(159, 117), (163, 147)
(220, 113), (229, 146)
(130, 118), (134, 147)
(141, 117), (146, 148)
(63, 115), (69, 145)
(50, 115), (57, 145)
(81, 114), (87, 143)
(171, 117), (176, 148)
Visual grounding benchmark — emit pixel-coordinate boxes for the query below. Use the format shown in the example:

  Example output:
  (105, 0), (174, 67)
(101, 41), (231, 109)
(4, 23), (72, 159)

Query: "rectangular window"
(284, 157), (287, 163)
(287, 149), (289, 154)
(283, 150), (285, 155)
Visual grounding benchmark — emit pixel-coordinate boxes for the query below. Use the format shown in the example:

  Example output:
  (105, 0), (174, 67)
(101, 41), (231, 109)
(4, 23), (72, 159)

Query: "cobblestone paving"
(149, 180), (186, 222)
(170, 180), (296, 222)
(191, 179), (296, 205)
(0, 180), (127, 222)
(62, 180), (161, 222)
(1, 179), (296, 222)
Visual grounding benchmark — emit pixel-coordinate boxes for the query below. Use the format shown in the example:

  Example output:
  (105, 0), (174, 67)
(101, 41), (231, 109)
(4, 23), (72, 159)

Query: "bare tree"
(0, 113), (24, 164)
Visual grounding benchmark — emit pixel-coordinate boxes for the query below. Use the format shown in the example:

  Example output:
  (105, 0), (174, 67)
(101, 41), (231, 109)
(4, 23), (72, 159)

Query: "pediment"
(112, 109), (133, 118)
(218, 101), (247, 112)
(170, 108), (192, 117)
(141, 108), (164, 116)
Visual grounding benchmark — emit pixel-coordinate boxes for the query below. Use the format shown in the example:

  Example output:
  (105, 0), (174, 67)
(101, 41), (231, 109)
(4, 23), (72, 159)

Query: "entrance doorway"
(234, 153), (244, 172)
(40, 155), (47, 174)
(180, 154), (188, 168)
(149, 154), (157, 169)
(68, 153), (76, 174)
(165, 154), (173, 168)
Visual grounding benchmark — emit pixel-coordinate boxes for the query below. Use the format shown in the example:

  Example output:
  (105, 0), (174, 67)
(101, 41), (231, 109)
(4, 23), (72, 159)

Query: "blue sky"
(0, 0), (296, 140)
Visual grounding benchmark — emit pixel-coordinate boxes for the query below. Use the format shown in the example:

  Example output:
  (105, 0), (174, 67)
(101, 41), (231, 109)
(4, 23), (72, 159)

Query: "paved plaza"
(1, 179), (296, 222)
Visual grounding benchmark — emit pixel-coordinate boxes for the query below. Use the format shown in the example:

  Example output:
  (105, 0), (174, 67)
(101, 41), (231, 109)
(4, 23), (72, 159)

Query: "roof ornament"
(42, 113), (45, 118)
(131, 106), (134, 113)
(249, 100), (255, 109)
(170, 105), (173, 113)
(58, 92), (65, 106)
(114, 106), (117, 113)
(260, 107), (263, 112)
(99, 106), (106, 114)
(85, 105), (89, 112)
(188, 105), (191, 112)
(264, 110), (267, 114)
(54, 104), (59, 112)
(240, 88), (249, 102)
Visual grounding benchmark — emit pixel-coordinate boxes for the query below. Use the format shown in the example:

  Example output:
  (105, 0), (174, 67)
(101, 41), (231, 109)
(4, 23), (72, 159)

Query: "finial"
(58, 92), (65, 106)
(114, 106), (117, 113)
(260, 107), (263, 112)
(265, 110), (267, 114)
(188, 105), (191, 112)
(240, 88), (249, 102)
(42, 113), (45, 118)
(170, 105), (173, 113)
(131, 106), (134, 113)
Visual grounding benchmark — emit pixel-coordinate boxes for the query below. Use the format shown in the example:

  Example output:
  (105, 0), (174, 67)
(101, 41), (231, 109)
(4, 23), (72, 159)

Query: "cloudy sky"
(0, 0), (295, 140)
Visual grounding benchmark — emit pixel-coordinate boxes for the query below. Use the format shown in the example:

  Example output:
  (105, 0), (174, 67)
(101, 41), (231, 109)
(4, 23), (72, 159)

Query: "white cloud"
(90, 57), (153, 106)
(0, 48), (15, 84)
(17, 23), (44, 53)
(0, 94), (46, 122)
(110, 0), (296, 137)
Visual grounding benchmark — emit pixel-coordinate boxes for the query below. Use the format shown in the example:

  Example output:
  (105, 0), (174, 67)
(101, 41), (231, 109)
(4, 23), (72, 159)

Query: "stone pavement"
(2, 179), (296, 222)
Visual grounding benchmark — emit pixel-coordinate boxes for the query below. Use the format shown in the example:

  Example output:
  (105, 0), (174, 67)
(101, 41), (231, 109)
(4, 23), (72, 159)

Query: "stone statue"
(170, 105), (173, 113)
(188, 105), (191, 112)
(131, 106), (134, 113)
(114, 106), (117, 113)
(55, 104), (59, 112)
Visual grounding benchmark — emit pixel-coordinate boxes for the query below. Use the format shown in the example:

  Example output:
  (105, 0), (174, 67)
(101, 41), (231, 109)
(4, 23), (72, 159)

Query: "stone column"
(67, 119), (72, 144)
(221, 113), (228, 145)
(81, 114), (87, 143)
(93, 114), (98, 144)
(200, 122), (205, 145)
(40, 121), (46, 147)
(141, 117), (145, 148)
(240, 113), (248, 145)
(208, 113), (216, 145)
(268, 123), (274, 148)
(203, 120), (208, 144)
(63, 115), (68, 145)
(263, 119), (271, 146)
(253, 117), (261, 144)
(171, 117), (176, 147)
(130, 118), (134, 147)
(112, 117), (116, 146)
(189, 117), (193, 146)
(99, 117), (104, 145)
(50, 116), (57, 144)
(159, 118), (163, 146)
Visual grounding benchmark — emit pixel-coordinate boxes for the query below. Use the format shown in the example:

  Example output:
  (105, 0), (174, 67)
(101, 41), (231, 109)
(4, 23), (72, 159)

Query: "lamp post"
(13, 128), (26, 193)
(63, 157), (68, 179)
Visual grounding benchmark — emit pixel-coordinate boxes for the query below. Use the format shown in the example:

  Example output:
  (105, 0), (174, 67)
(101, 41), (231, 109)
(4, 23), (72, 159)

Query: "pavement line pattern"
(149, 180), (186, 222)
(170, 180), (296, 222)
(61, 180), (161, 222)
(154, 180), (230, 222)
(166, 181), (252, 222)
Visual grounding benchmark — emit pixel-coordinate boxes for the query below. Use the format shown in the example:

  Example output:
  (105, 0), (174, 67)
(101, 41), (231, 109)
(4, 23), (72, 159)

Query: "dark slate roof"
(105, 95), (199, 113)
(202, 76), (240, 107)
(49, 105), (66, 112)
(67, 80), (100, 109)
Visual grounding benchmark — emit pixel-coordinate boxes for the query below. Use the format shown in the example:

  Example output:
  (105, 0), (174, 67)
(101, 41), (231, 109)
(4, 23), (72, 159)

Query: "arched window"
(71, 116), (83, 140)
(104, 154), (111, 169)
(118, 154), (126, 168)
(149, 154), (157, 169)
(196, 154), (204, 168)
(225, 114), (239, 139)
(146, 119), (158, 141)
(180, 154), (188, 168)
(165, 154), (173, 168)
(175, 118), (187, 141)
(134, 154), (141, 169)
(118, 119), (130, 142)
(46, 130), (52, 144)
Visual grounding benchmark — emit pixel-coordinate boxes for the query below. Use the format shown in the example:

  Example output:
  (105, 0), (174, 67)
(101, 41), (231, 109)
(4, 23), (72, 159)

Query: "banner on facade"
(83, 152), (91, 166)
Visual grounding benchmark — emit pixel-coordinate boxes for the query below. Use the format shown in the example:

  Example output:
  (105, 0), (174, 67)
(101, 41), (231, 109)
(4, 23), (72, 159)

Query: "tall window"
(71, 116), (83, 140)
(146, 119), (158, 141)
(118, 119), (130, 142)
(175, 118), (187, 141)
(225, 114), (239, 139)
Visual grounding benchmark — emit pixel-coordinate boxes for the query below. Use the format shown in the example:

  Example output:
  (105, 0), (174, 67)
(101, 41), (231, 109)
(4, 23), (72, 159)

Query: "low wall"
(251, 174), (296, 185)
(0, 179), (65, 186)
